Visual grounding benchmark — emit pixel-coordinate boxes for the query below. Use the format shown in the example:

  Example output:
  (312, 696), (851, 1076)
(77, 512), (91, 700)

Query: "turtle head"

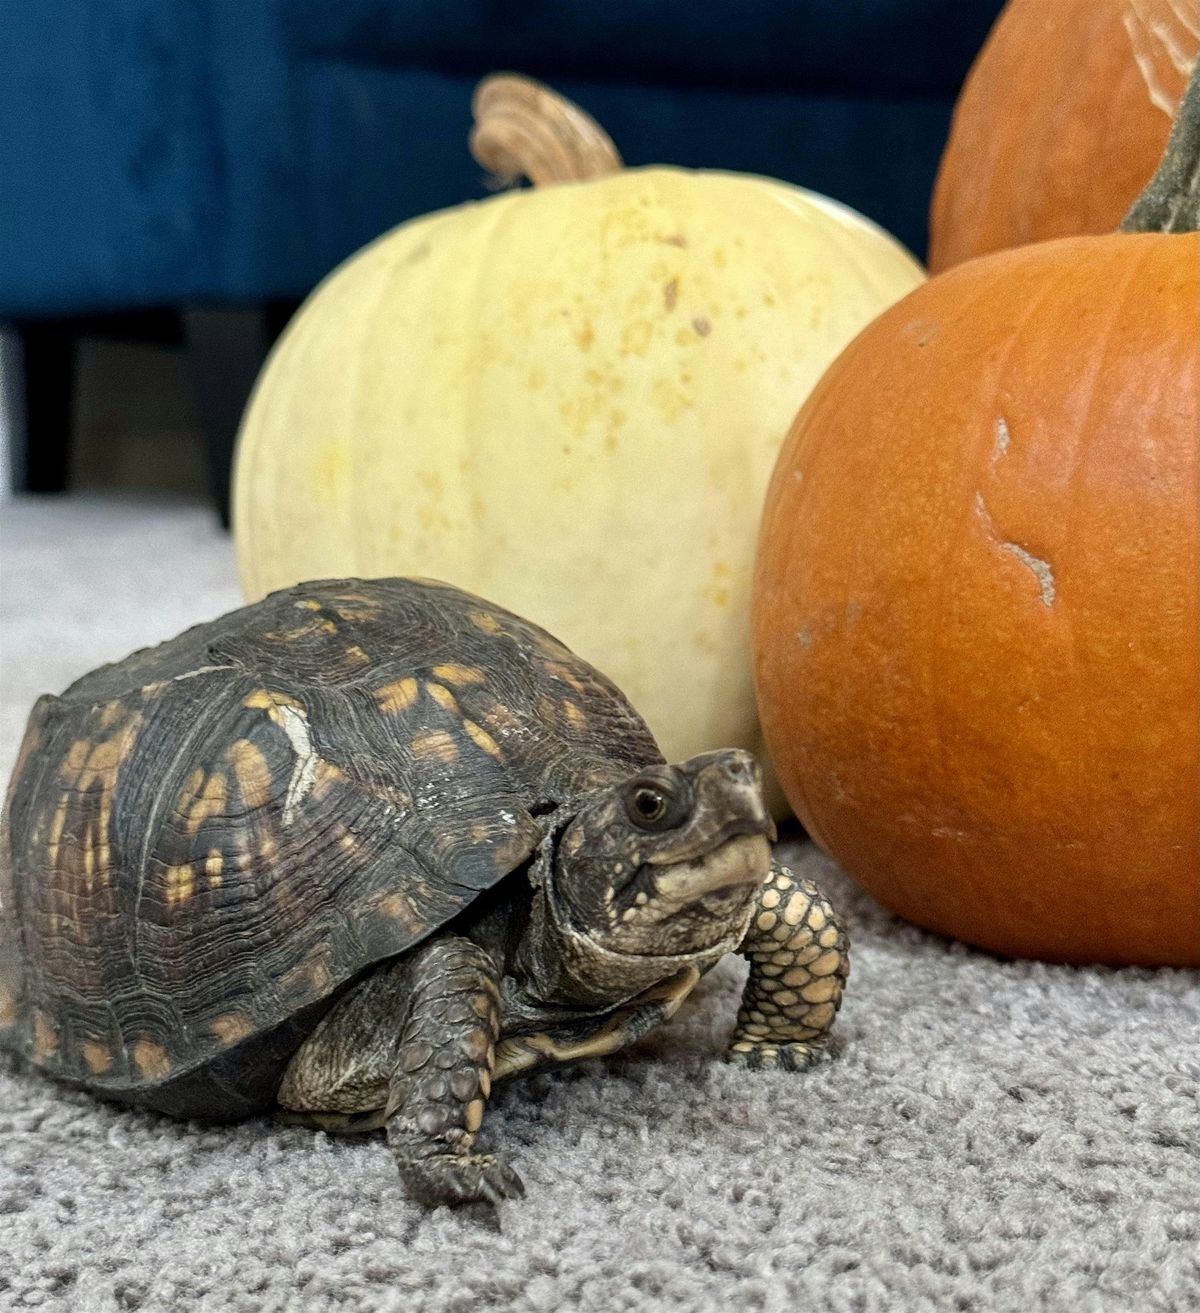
(549, 749), (774, 960)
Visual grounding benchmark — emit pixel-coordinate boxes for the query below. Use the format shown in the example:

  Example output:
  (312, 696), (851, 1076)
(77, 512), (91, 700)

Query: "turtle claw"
(400, 1152), (526, 1208)
(725, 1037), (835, 1072)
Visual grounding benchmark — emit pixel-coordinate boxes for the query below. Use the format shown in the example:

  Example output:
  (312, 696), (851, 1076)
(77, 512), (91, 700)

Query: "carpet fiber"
(1, 495), (1197, 1313)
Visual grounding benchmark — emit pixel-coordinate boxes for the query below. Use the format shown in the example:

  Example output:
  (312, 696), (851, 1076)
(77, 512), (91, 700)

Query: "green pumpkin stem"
(1121, 60), (1200, 234)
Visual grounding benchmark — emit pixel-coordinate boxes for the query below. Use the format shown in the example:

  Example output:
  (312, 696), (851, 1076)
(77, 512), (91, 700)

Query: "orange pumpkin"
(753, 68), (1200, 965)
(930, 0), (1198, 272)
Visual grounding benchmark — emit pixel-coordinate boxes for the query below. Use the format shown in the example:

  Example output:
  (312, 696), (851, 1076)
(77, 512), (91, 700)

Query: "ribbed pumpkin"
(930, 0), (1199, 271)
(234, 77), (923, 771)
(754, 67), (1200, 965)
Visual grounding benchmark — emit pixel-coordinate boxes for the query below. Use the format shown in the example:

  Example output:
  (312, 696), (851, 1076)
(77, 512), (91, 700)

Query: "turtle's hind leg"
(727, 860), (849, 1071)
(277, 935), (521, 1206)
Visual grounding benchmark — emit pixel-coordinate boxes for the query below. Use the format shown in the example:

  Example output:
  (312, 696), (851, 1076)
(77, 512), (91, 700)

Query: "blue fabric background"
(0, 0), (1004, 320)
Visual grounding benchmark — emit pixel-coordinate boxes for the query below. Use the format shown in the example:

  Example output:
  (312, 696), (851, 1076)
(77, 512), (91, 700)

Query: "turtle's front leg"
(277, 934), (521, 1207)
(381, 936), (521, 1206)
(727, 860), (849, 1071)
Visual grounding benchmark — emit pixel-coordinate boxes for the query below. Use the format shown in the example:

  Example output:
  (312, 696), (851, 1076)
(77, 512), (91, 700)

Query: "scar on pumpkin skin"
(974, 493), (1056, 608)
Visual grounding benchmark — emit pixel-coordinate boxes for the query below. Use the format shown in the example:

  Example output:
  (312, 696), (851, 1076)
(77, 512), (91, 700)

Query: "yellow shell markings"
(409, 730), (460, 765)
(242, 690), (320, 825)
(227, 739), (274, 810)
(468, 611), (503, 636)
(182, 770), (229, 835)
(560, 700), (589, 734)
(33, 1014), (58, 1061)
(164, 864), (196, 906)
(464, 720), (502, 760)
(46, 796), (70, 869)
(540, 660), (588, 695)
(310, 758), (349, 802)
(262, 618), (338, 643)
(209, 1013), (255, 1046)
(0, 981), (17, 1027)
(49, 711), (143, 876)
(426, 682), (460, 713)
(432, 663), (487, 686)
(131, 1038), (171, 1081)
(375, 677), (420, 715)
(204, 850), (224, 886)
(329, 592), (384, 622)
(80, 1040), (114, 1075)
(376, 891), (425, 933)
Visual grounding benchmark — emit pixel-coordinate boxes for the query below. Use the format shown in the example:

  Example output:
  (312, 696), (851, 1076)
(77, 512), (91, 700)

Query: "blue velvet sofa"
(0, 0), (1004, 512)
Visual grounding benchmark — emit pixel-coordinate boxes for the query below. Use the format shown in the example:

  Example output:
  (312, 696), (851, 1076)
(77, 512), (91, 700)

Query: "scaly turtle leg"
(726, 860), (849, 1071)
(277, 934), (522, 1207)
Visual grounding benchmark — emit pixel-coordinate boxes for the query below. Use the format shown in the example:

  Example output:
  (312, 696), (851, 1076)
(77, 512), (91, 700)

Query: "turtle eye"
(624, 778), (689, 831)
(632, 787), (667, 826)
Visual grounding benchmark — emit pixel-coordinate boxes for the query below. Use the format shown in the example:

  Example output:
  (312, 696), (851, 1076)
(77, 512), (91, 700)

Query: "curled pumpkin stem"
(1121, 59), (1200, 233)
(470, 74), (623, 188)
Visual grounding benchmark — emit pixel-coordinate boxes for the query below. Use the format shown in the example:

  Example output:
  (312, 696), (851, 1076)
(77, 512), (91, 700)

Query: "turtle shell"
(0, 578), (662, 1119)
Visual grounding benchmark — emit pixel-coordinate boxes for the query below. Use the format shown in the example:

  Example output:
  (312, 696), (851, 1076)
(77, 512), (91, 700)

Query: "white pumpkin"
(235, 77), (924, 770)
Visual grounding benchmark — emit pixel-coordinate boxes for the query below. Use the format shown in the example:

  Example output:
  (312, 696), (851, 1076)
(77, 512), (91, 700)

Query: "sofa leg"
(184, 303), (296, 529)
(15, 320), (79, 493)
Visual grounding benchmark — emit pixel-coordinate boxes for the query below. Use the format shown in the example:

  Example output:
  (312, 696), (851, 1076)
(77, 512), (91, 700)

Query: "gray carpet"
(1, 494), (1198, 1313)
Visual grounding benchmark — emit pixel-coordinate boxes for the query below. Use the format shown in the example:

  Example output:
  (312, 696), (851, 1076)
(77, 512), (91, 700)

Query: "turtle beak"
(652, 832), (772, 899)
(686, 748), (775, 844)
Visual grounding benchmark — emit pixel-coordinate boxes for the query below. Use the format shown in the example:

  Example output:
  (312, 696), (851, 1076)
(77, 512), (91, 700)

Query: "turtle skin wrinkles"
(0, 578), (662, 1119)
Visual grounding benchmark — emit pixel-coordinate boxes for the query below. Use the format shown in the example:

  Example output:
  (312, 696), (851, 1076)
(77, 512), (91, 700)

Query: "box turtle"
(0, 578), (848, 1206)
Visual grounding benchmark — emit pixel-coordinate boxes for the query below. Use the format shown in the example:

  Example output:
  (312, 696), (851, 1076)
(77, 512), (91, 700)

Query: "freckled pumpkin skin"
(930, 0), (1199, 271)
(753, 234), (1200, 965)
(234, 167), (922, 769)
